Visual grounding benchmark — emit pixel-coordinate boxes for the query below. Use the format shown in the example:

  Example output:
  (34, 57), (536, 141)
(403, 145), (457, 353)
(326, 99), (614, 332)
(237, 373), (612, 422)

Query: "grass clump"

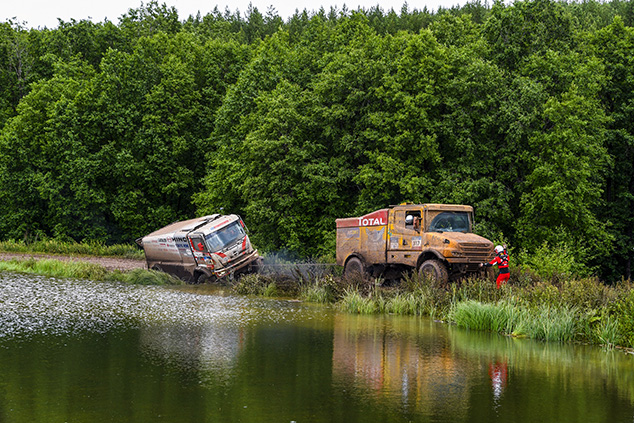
(449, 300), (578, 343)
(110, 268), (183, 286)
(339, 288), (378, 314)
(232, 273), (290, 297)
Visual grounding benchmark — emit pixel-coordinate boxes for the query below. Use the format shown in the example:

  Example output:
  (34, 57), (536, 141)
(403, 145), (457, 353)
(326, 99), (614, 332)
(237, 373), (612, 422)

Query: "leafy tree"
(591, 17), (634, 280)
(0, 58), (99, 240)
(484, 0), (576, 71)
(118, 0), (181, 40)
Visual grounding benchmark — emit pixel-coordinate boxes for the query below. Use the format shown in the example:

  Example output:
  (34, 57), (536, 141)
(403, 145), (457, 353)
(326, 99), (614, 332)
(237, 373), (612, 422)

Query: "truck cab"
(138, 214), (261, 283)
(336, 204), (494, 284)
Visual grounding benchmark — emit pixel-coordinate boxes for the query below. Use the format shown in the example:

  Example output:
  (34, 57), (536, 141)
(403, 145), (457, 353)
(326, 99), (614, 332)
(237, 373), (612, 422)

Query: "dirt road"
(0, 253), (146, 272)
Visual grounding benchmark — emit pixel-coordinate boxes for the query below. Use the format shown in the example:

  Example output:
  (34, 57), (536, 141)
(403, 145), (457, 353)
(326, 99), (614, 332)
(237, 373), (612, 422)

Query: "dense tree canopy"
(1, 0), (633, 282)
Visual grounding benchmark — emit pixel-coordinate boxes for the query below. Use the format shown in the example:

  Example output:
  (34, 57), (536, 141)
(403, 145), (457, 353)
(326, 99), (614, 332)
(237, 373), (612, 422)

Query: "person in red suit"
(481, 245), (509, 288)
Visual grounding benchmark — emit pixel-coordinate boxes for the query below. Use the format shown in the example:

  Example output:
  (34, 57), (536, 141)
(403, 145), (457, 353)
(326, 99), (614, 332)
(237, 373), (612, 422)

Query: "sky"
(4, 0), (467, 29)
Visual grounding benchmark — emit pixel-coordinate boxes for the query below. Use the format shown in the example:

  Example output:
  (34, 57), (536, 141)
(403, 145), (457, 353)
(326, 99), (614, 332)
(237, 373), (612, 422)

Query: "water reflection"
(330, 312), (634, 422)
(488, 360), (507, 406)
(331, 314), (471, 420)
(0, 273), (633, 423)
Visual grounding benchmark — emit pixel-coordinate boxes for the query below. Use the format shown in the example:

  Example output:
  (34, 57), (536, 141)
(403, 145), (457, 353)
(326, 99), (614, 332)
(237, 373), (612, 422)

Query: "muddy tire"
(419, 259), (449, 286)
(344, 257), (367, 280)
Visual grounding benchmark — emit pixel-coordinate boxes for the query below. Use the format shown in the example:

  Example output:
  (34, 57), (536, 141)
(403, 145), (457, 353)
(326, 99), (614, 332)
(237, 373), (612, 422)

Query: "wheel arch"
(344, 253), (366, 268)
(416, 249), (446, 268)
(193, 267), (214, 284)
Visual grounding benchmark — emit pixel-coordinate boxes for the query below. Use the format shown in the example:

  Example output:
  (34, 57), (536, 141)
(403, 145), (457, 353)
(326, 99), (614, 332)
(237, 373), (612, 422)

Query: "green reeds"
(594, 315), (621, 348)
(449, 300), (579, 342)
(301, 284), (332, 303)
(339, 288), (377, 314)
(383, 292), (422, 315)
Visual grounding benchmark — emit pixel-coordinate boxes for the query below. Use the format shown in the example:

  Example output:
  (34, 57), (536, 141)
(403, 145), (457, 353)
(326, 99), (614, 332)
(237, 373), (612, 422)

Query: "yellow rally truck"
(336, 204), (494, 284)
(137, 214), (261, 283)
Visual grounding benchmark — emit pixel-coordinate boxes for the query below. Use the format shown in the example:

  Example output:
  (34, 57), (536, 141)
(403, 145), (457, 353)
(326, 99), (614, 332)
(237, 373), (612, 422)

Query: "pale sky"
(4, 0), (467, 29)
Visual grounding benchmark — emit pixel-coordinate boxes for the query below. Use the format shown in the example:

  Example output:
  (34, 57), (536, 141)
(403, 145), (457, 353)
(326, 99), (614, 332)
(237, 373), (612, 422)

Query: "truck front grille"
(460, 242), (493, 261)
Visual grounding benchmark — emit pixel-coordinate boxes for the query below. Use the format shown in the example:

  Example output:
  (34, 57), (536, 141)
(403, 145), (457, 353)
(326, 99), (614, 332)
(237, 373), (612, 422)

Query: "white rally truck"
(137, 214), (261, 283)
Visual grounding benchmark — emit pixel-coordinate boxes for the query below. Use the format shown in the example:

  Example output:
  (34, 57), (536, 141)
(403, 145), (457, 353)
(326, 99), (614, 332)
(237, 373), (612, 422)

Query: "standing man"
(480, 245), (509, 288)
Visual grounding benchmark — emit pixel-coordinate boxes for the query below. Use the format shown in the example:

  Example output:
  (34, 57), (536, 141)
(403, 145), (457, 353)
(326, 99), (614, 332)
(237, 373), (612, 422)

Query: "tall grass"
(0, 258), (182, 285)
(449, 300), (579, 342)
(0, 239), (143, 259)
(594, 315), (620, 348)
(339, 288), (377, 314)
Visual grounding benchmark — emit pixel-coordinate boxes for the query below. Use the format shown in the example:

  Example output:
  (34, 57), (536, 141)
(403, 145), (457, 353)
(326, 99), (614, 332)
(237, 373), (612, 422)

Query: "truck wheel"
(344, 257), (367, 280)
(419, 260), (449, 286)
(196, 273), (209, 284)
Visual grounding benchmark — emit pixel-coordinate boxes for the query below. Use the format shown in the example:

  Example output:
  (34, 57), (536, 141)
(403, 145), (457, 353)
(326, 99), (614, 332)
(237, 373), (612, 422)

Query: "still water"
(0, 273), (633, 423)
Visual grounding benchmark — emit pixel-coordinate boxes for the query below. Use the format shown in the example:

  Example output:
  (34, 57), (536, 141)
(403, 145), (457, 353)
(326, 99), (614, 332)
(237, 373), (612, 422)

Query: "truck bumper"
(213, 249), (260, 278)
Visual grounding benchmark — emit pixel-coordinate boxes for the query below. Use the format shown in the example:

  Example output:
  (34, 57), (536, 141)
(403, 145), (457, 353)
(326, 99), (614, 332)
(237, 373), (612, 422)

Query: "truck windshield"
(204, 221), (246, 252)
(428, 212), (471, 233)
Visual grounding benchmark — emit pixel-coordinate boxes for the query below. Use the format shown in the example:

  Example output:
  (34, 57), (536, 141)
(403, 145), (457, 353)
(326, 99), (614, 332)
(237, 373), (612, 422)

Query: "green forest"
(1, 0), (633, 282)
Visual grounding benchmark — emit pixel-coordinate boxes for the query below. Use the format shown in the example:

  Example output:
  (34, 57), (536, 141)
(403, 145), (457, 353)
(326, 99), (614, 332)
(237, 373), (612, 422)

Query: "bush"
(516, 241), (588, 283)
(559, 277), (611, 312)
(614, 290), (634, 348)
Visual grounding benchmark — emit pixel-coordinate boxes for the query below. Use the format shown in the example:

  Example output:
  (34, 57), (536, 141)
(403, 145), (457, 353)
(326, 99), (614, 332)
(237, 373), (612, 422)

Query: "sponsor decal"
(367, 227), (385, 243)
(336, 209), (389, 229)
(390, 238), (400, 249)
(358, 217), (386, 227)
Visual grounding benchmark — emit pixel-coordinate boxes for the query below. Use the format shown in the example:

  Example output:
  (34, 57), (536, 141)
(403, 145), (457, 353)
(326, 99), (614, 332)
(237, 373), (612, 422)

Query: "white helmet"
(495, 245), (504, 254)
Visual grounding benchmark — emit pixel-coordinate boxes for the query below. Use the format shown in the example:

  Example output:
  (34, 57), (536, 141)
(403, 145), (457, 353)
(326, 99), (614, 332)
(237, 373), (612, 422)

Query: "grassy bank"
(1, 240), (633, 349)
(0, 239), (143, 259)
(235, 270), (634, 350)
(0, 258), (182, 285)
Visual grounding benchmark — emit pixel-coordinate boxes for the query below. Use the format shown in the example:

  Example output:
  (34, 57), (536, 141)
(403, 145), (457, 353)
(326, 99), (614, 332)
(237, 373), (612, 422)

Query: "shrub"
(516, 241), (588, 283)
(559, 277), (611, 312)
(614, 290), (634, 348)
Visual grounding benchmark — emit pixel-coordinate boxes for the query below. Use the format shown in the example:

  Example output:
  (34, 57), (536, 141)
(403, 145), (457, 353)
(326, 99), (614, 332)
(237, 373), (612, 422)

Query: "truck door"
(387, 208), (422, 266)
(188, 234), (207, 266)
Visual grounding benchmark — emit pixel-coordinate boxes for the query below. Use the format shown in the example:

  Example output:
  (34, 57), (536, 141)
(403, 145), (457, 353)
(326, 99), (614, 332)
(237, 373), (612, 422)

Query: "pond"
(0, 273), (632, 422)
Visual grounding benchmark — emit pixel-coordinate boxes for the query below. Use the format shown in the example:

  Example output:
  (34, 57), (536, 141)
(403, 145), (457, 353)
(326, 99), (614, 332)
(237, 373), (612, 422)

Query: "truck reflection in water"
(139, 323), (245, 383)
(331, 313), (471, 418)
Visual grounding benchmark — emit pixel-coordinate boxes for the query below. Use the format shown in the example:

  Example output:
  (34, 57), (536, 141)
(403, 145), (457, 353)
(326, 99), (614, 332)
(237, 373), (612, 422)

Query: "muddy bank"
(0, 253), (146, 272)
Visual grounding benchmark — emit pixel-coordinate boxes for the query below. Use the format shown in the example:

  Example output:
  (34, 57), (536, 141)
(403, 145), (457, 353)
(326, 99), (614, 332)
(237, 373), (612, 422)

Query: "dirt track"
(0, 253), (146, 272)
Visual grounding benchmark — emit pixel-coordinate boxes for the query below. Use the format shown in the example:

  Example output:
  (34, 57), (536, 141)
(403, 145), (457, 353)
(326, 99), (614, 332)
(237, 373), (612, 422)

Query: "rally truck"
(336, 203), (494, 284)
(137, 214), (261, 283)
